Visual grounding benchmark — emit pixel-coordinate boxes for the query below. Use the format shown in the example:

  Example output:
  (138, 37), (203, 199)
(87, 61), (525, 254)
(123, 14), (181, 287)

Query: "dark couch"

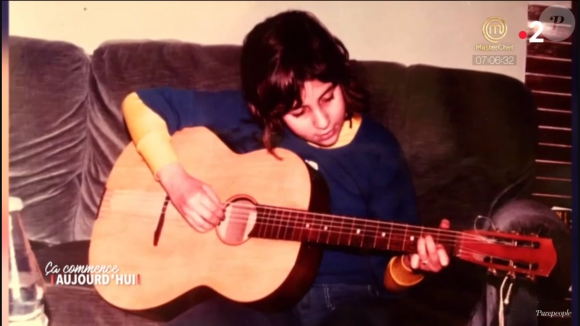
(8, 35), (558, 325)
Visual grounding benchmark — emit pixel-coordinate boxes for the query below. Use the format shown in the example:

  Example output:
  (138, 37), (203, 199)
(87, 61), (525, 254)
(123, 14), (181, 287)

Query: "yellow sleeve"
(384, 255), (425, 292)
(121, 92), (179, 178)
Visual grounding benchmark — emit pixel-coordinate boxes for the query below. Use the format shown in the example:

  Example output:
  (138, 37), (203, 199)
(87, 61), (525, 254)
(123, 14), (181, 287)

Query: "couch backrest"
(9, 36), (92, 243)
(9, 36), (538, 244)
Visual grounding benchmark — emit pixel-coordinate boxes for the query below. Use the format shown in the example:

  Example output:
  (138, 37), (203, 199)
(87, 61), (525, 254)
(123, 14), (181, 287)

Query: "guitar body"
(88, 127), (329, 320)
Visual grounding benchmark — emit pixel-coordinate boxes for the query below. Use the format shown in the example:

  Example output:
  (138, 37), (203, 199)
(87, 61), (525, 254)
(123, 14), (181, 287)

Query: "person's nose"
(312, 107), (330, 130)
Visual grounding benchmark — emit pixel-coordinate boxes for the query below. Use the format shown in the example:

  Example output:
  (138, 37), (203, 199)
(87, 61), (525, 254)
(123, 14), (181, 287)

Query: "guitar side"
(88, 127), (328, 321)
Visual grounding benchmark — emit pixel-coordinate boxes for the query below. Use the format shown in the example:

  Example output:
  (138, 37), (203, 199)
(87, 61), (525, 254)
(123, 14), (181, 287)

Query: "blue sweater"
(135, 87), (419, 294)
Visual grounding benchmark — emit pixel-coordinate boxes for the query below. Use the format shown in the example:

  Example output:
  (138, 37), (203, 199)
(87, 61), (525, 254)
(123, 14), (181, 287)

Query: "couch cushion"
(9, 36), (91, 244)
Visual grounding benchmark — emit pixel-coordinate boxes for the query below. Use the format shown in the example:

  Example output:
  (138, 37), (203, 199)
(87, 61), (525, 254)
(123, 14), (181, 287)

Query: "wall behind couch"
(9, 1), (567, 83)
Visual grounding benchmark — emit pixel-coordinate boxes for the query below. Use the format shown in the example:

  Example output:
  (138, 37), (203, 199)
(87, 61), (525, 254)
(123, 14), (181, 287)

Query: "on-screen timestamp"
(472, 55), (517, 66)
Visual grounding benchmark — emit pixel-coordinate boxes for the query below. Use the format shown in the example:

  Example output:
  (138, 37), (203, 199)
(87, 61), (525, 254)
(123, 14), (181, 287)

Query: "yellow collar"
(308, 114), (362, 149)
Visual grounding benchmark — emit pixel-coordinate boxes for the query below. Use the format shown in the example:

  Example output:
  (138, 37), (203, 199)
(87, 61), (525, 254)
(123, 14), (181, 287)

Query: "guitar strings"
(101, 191), (545, 245)
(98, 203), (485, 243)
(98, 199), (524, 244)
(98, 208), (522, 247)
(102, 191), (493, 241)
(94, 211), (544, 274)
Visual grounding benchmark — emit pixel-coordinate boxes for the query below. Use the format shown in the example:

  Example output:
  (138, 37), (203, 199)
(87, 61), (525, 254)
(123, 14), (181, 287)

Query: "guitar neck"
(249, 205), (460, 255)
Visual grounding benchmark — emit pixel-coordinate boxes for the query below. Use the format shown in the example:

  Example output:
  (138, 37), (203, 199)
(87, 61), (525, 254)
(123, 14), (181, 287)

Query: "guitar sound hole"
(216, 197), (258, 246)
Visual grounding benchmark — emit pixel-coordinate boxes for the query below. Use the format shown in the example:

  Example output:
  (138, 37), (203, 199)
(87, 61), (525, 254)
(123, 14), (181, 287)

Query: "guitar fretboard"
(249, 206), (459, 254)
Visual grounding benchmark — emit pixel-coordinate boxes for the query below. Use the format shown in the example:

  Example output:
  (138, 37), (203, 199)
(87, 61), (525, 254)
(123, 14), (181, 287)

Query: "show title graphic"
(45, 262), (141, 286)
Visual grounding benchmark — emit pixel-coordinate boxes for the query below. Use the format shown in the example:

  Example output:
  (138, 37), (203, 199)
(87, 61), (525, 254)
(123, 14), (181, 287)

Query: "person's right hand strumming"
(156, 162), (225, 233)
(121, 92), (224, 233)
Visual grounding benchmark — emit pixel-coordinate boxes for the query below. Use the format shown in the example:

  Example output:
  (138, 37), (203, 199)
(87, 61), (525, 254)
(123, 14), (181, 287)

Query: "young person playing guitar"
(121, 10), (451, 326)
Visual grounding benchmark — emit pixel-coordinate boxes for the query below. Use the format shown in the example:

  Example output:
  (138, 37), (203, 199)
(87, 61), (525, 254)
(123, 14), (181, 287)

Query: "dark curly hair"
(240, 10), (368, 153)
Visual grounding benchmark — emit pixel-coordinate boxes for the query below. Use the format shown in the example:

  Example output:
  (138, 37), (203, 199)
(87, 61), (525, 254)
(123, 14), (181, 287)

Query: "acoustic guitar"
(88, 127), (556, 320)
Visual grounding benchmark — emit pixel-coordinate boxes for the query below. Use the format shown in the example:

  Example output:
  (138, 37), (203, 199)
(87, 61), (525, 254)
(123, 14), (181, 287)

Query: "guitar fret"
(373, 221), (379, 249)
(264, 208), (271, 238)
(288, 211), (296, 241)
(362, 220), (376, 248)
(311, 214), (320, 243)
(402, 225), (408, 252)
(307, 215), (314, 242)
(325, 215), (333, 244)
(274, 209), (282, 240)
(348, 218), (355, 246)
(284, 212), (291, 239)
(255, 207), (263, 238)
(295, 213), (303, 240)
(305, 215), (314, 242)
(387, 223), (392, 250)
(259, 208), (267, 238)
(283, 211), (290, 239)
(338, 218), (345, 245)
(318, 216), (329, 243)
(260, 208), (269, 238)
(293, 212), (301, 241)
(358, 219), (367, 247)
(408, 228), (418, 253)
(285, 211), (293, 240)
(375, 225), (385, 249)
(280, 210), (288, 240)
(276, 211), (283, 240)
(350, 219), (373, 248)
(268, 208), (276, 239)
(275, 209), (282, 239)
(316, 215), (322, 243)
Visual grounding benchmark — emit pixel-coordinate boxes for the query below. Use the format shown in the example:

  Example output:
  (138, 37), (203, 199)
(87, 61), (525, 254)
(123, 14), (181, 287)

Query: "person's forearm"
(384, 255), (425, 292)
(122, 92), (179, 178)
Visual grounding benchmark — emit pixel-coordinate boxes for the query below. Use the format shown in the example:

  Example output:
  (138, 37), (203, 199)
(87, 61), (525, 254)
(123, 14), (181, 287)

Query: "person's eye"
(291, 108), (304, 117)
(321, 95), (334, 103)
